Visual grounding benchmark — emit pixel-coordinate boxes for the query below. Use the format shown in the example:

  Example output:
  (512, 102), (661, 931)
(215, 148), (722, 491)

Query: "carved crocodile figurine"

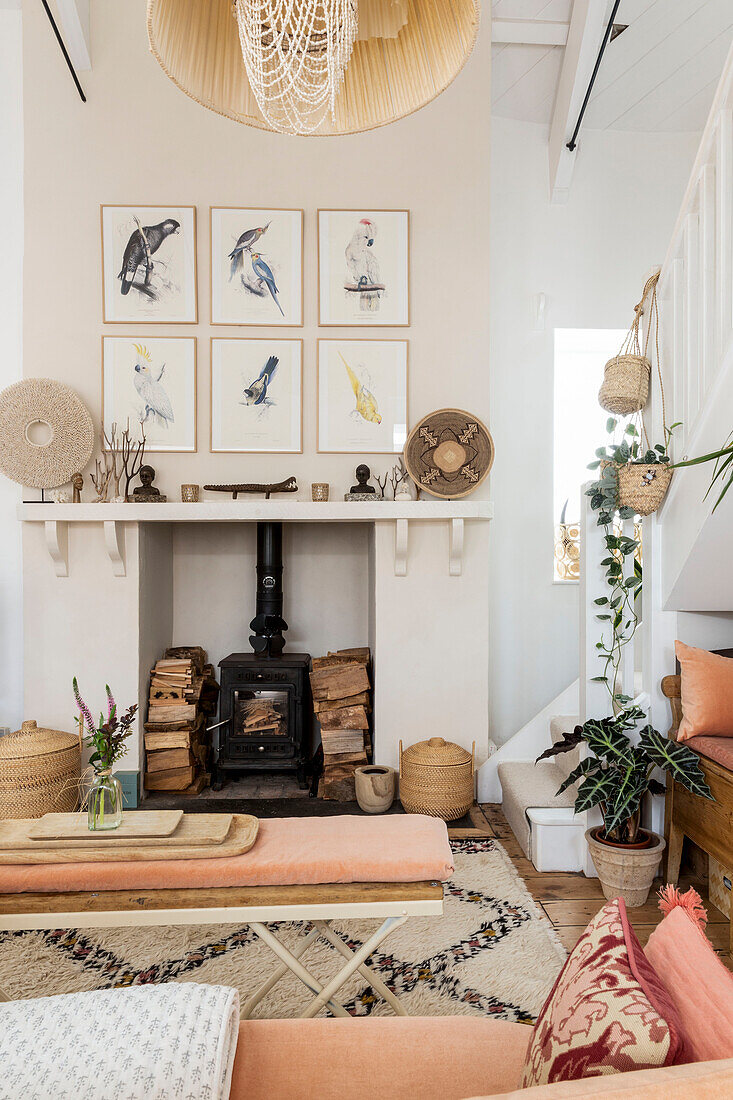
(203, 477), (298, 500)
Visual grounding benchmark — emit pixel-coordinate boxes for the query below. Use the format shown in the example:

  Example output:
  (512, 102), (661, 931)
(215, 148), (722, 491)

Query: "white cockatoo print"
(345, 218), (381, 289)
(132, 343), (174, 428)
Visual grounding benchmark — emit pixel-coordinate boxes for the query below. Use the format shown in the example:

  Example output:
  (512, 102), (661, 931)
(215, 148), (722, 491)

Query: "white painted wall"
(0, 7), (23, 733)
(489, 118), (699, 746)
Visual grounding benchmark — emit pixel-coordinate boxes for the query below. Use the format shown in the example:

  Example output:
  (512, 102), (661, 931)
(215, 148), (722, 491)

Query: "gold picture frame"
(210, 337), (303, 454)
(100, 204), (198, 324)
(317, 338), (409, 454)
(102, 335), (198, 453)
(210, 207), (304, 327)
(317, 209), (410, 327)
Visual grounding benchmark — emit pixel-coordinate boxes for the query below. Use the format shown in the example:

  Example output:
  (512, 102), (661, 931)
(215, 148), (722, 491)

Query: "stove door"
(224, 685), (297, 764)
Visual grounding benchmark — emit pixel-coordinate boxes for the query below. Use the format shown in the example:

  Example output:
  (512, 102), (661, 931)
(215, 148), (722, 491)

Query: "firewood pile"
(237, 697), (285, 736)
(144, 646), (219, 795)
(311, 647), (372, 801)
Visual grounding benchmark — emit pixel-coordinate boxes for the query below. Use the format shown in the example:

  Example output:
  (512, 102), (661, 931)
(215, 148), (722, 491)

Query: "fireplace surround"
(18, 501), (491, 786)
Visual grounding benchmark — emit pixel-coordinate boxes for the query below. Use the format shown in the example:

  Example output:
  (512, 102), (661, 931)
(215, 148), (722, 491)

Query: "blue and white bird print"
(250, 252), (284, 317)
(241, 355), (279, 406)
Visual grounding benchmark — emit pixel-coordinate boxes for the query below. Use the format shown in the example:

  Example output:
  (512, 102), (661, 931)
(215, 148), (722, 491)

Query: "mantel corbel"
(44, 520), (68, 578)
(103, 520), (126, 577)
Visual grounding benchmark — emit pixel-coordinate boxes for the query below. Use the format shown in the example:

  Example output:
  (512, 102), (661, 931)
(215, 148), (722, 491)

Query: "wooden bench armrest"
(661, 674), (682, 740)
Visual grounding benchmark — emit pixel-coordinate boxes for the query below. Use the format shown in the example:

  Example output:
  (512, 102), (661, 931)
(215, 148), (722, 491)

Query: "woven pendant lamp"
(147, 0), (480, 136)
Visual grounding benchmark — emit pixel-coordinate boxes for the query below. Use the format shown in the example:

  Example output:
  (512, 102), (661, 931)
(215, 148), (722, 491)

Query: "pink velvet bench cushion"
(0, 814), (454, 894)
(685, 735), (733, 771)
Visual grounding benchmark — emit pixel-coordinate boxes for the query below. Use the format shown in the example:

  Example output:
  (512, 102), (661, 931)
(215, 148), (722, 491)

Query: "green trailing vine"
(584, 417), (679, 712)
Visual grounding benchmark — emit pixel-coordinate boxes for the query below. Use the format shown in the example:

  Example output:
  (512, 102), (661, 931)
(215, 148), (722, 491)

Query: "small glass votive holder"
(181, 484), (200, 503)
(311, 483), (330, 502)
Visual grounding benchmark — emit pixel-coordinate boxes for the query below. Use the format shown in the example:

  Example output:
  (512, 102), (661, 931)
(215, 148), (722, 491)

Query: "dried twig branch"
(120, 420), (147, 502)
(375, 471), (389, 500)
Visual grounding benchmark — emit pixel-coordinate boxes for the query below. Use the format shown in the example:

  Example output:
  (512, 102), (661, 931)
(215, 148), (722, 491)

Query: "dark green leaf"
(639, 726), (714, 800)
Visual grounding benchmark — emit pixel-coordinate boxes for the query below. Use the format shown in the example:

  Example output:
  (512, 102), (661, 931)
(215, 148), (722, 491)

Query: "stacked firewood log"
(311, 647), (372, 801)
(144, 646), (219, 795)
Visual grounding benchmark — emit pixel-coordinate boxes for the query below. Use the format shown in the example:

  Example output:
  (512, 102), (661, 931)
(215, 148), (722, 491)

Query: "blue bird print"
(250, 252), (284, 317)
(242, 356), (279, 406)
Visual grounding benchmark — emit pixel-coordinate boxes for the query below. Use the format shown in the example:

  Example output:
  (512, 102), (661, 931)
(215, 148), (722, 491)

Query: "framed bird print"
(318, 209), (409, 327)
(210, 338), (302, 454)
(210, 207), (303, 326)
(100, 205), (197, 323)
(102, 337), (197, 453)
(317, 339), (408, 454)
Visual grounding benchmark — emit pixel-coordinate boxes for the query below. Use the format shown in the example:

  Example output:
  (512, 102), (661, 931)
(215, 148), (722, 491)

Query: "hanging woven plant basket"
(617, 463), (672, 516)
(599, 276), (659, 416)
(599, 354), (651, 416)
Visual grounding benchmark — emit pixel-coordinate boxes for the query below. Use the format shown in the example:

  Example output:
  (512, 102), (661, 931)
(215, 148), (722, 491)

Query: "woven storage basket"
(598, 354), (651, 415)
(617, 463), (672, 516)
(399, 737), (475, 821)
(0, 720), (81, 819)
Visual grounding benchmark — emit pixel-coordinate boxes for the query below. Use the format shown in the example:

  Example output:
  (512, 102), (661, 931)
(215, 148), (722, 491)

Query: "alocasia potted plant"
(537, 706), (713, 906)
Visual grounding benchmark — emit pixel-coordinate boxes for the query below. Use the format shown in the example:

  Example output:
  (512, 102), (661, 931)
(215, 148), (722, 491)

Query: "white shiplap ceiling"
(492, 0), (733, 132)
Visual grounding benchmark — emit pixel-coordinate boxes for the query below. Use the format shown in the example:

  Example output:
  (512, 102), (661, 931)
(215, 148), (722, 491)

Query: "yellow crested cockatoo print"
(340, 352), (382, 425)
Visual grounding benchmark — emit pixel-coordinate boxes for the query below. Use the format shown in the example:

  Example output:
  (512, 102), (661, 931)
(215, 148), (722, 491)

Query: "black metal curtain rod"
(566, 0), (621, 152)
(40, 0), (86, 103)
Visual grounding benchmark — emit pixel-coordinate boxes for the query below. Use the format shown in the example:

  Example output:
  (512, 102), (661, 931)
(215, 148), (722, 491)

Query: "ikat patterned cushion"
(520, 896), (693, 1088)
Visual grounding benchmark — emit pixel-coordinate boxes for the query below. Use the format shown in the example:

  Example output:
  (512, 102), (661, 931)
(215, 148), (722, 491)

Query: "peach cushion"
(675, 641), (733, 741)
(521, 898), (691, 1087)
(0, 814), (454, 893)
(230, 1017), (531, 1100)
(684, 735), (733, 771)
(471, 1057), (733, 1098)
(645, 904), (733, 1062)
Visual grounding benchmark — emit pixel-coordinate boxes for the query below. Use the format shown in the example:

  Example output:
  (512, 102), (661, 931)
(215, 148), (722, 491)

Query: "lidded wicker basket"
(0, 720), (81, 819)
(399, 737), (475, 821)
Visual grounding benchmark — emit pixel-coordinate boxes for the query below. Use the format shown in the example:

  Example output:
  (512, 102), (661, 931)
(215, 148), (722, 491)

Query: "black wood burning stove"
(215, 522), (311, 789)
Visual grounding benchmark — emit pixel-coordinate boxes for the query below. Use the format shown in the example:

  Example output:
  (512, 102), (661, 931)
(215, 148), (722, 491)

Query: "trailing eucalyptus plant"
(537, 708), (713, 844)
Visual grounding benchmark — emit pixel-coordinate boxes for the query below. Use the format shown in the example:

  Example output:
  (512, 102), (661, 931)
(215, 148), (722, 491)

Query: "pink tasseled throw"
(0, 814), (454, 894)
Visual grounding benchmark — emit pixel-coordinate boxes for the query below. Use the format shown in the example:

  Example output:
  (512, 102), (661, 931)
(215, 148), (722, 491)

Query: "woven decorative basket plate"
(0, 378), (94, 488)
(404, 409), (494, 499)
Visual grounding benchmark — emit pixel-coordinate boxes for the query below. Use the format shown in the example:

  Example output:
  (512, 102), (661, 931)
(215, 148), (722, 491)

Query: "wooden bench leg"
(665, 822), (684, 885)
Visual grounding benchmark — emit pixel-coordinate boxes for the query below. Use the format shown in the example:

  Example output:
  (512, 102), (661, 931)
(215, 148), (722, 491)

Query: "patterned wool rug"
(0, 837), (566, 1023)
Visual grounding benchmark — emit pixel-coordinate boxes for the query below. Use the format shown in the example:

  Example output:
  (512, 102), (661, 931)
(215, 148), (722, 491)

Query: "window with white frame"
(553, 328), (626, 581)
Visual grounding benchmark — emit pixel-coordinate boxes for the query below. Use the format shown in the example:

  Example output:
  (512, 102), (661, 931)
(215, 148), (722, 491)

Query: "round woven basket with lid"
(0, 720), (81, 819)
(399, 737), (475, 821)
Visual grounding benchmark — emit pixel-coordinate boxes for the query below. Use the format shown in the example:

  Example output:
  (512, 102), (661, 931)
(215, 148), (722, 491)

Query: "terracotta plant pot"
(354, 765), (395, 814)
(585, 827), (666, 908)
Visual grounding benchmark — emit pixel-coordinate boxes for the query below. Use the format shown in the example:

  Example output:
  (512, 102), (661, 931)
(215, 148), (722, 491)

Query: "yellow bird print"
(340, 352), (382, 424)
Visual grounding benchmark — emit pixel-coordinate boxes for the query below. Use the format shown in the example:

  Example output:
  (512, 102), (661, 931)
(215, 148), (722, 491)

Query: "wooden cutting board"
(0, 814), (258, 863)
(28, 811), (185, 843)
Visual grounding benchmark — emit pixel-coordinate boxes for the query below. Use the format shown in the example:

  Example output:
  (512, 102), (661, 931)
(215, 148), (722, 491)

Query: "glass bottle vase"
(87, 768), (123, 831)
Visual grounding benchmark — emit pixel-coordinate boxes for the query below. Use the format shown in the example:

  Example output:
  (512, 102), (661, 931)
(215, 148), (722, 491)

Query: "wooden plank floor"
(448, 805), (732, 968)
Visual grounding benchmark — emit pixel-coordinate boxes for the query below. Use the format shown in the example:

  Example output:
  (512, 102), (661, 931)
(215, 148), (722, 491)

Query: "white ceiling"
(492, 0), (733, 132)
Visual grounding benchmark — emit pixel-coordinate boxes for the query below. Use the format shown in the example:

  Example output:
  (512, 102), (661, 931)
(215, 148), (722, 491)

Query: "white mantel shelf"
(19, 500), (493, 578)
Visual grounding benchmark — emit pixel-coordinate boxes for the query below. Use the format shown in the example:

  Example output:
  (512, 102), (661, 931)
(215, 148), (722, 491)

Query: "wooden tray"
(28, 811), (185, 843)
(0, 814), (258, 863)
(22, 811), (233, 848)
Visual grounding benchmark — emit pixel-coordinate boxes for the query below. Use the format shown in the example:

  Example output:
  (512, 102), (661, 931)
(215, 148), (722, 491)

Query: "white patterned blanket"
(0, 982), (240, 1100)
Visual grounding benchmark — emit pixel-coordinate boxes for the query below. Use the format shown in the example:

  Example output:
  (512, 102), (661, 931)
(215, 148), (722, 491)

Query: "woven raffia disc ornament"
(0, 378), (94, 489)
